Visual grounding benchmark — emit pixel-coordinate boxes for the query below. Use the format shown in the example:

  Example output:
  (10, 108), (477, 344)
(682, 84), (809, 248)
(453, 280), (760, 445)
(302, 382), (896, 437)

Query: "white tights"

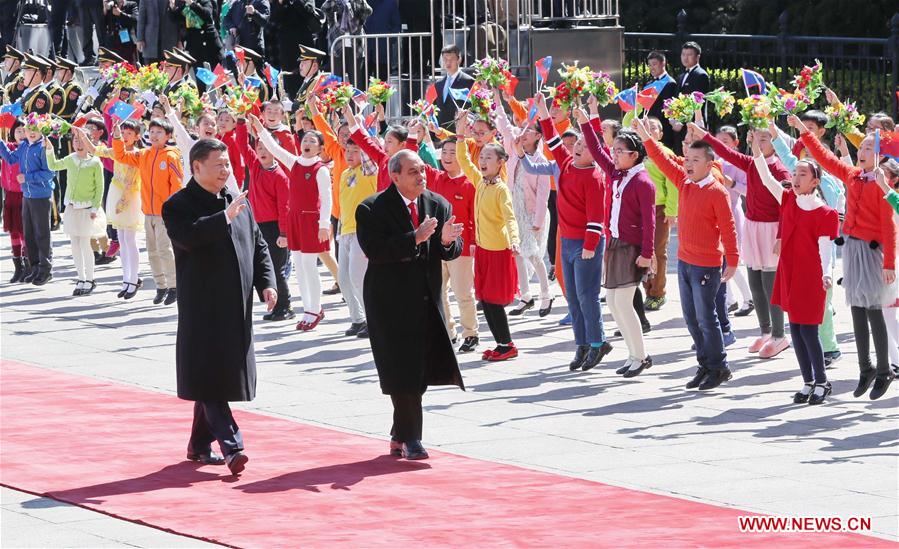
(885, 306), (899, 367)
(292, 251), (321, 318)
(516, 253), (551, 303)
(71, 236), (95, 281)
(118, 228), (140, 286)
(606, 285), (646, 360)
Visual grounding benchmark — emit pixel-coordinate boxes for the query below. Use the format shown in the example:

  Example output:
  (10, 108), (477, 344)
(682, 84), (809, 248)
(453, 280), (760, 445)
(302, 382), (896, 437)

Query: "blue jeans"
(715, 260), (731, 334)
(561, 236), (605, 345)
(678, 261), (727, 369)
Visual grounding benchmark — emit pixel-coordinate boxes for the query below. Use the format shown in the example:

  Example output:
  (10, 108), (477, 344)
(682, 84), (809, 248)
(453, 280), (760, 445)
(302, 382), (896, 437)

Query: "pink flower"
(784, 98), (797, 111)
(692, 91), (705, 103)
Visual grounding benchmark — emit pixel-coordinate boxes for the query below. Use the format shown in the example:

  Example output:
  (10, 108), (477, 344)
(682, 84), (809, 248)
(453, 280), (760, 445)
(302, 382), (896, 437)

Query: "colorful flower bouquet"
(705, 87), (736, 117)
(767, 87), (811, 116)
(662, 92), (705, 124)
(222, 84), (260, 115)
(586, 71), (618, 107)
(320, 82), (355, 111)
(25, 113), (71, 137)
(472, 57), (512, 89)
(167, 83), (205, 119)
(791, 59), (824, 103)
(825, 101), (866, 134)
(738, 95), (773, 130)
(366, 77), (395, 106)
(137, 63), (169, 94)
(100, 62), (139, 89)
(469, 87), (495, 121)
(410, 98), (440, 121)
(548, 62), (592, 110)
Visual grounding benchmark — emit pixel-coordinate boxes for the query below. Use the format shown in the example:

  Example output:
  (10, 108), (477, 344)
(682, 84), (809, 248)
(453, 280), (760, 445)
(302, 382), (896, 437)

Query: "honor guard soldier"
(53, 57), (84, 121)
(3, 46), (26, 103)
(162, 50), (195, 95)
(237, 47), (271, 104)
(82, 47), (127, 113)
(279, 44), (326, 109)
(20, 55), (52, 114)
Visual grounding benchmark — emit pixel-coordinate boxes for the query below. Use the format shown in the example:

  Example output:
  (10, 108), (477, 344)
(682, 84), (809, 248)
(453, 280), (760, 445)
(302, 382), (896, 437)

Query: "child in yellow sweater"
(457, 111), (521, 361)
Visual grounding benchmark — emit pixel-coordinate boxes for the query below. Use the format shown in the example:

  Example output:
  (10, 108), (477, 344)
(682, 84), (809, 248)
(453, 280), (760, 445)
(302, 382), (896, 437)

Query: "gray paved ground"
(1, 232), (897, 547)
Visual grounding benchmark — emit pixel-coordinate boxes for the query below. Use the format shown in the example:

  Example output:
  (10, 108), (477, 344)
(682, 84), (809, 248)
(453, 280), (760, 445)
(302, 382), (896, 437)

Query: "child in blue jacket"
(0, 123), (56, 285)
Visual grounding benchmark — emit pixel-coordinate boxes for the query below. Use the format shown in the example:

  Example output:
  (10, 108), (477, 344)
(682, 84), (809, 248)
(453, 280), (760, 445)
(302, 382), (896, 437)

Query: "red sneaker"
(487, 344), (518, 362)
(482, 349), (498, 360)
(299, 310), (325, 332)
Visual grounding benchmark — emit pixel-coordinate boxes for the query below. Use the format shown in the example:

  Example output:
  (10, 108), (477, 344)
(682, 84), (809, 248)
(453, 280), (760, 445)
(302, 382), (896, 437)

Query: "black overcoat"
(162, 179), (276, 402)
(435, 70), (475, 129)
(356, 184), (465, 395)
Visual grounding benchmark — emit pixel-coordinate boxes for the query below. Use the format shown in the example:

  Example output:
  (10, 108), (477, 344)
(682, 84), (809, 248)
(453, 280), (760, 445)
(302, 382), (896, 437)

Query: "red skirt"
(286, 211), (330, 253)
(474, 246), (517, 305)
(2, 191), (23, 235)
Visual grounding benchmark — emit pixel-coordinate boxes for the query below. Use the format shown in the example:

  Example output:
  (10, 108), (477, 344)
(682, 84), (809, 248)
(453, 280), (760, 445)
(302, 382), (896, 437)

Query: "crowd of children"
(2, 50), (899, 406)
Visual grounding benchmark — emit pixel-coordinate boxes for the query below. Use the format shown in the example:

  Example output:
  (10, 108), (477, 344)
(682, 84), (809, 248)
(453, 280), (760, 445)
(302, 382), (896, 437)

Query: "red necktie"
(408, 202), (420, 229)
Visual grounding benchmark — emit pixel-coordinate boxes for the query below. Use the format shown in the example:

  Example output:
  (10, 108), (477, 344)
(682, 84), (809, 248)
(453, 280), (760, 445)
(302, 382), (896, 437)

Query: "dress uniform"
(239, 47), (271, 104)
(3, 46), (26, 103)
(278, 44), (327, 110)
(163, 50), (196, 96)
(53, 57), (84, 121)
(19, 55), (52, 115)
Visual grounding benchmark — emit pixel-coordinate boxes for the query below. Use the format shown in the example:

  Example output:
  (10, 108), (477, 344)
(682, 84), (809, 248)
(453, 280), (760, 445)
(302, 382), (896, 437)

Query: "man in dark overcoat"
(162, 138), (277, 475)
(355, 149), (465, 460)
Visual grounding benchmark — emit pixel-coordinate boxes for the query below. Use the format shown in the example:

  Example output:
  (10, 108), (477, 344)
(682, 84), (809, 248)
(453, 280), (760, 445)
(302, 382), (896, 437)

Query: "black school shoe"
(581, 342), (613, 371)
(163, 288), (177, 305)
(153, 288), (167, 304)
(853, 367), (877, 398)
(698, 367), (733, 390)
(869, 372), (895, 400)
(686, 367), (709, 389)
(569, 345), (589, 371)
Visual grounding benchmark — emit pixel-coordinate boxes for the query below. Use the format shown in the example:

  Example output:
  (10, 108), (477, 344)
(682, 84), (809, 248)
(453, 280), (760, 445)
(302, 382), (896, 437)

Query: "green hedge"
(623, 64), (894, 128)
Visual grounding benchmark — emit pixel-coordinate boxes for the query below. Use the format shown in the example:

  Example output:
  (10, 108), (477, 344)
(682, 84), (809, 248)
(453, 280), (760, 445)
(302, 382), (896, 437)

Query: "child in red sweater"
(236, 117), (292, 320)
(693, 123), (792, 359)
(519, 93), (611, 372)
(2, 119), (27, 282)
(792, 115), (897, 400)
(634, 117), (739, 391)
(344, 104), (418, 192)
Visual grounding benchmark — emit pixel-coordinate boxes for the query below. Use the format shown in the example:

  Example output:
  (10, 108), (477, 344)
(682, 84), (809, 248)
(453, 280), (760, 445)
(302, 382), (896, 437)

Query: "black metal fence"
(624, 10), (899, 120)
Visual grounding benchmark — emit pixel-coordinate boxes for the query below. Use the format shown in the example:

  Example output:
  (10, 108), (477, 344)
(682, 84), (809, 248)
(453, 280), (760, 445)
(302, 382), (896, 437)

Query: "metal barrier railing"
(329, 32), (436, 119)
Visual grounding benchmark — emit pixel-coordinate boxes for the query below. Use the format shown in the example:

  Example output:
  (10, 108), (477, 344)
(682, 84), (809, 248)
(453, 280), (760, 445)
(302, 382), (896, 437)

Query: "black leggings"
(632, 287), (649, 327)
(547, 190), (558, 267)
(851, 306), (890, 375)
(790, 322), (826, 384)
(481, 301), (512, 345)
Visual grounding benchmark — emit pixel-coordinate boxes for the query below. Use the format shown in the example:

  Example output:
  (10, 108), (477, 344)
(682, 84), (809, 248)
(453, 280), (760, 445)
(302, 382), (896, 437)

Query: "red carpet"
(0, 360), (888, 547)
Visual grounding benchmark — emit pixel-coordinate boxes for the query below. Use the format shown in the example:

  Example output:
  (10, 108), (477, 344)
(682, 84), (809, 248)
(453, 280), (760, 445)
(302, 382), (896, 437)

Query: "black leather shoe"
(95, 255), (117, 266)
(641, 322), (652, 334)
(538, 298), (554, 317)
(73, 280), (85, 296)
(389, 439), (403, 457)
(793, 383), (813, 404)
(122, 282), (139, 300)
(869, 372), (895, 400)
(226, 451), (249, 475)
(187, 451), (226, 465)
(22, 267), (38, 284)
(356, 324), (370, 338)
(458, 336), (479, 353)
(853, 367), (877, 397)
(402, 440), (429, 460)
(323, 283), (341, 295)
(153, 288), (167, 304)
(622, 356), (653, 378)
(581, 342), (612, 371)
(808, 382), (832, 405)
(163, 288), (177, 305)
(509, 299), (534, 316)
(569, 345), (589, 371)
(686, 366), (709, 389)
(345, 322), (366, 336)
(698, 367), (733, 390)
(32, 271), (52, 286)
(269, 309), (296, 321)
(80, 280), (96, 295)
(615, 360), (633, 375)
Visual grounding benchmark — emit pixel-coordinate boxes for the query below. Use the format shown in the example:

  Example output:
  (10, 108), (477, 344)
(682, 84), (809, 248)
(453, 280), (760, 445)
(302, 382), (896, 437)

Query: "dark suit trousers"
(258, 220), (291, 311)
(189, 401), (244, 457)
(81, 3), (106, 61)
(390, 393), (423, 443)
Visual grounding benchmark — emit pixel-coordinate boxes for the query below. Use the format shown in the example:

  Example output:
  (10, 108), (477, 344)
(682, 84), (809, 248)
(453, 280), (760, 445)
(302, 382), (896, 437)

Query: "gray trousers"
(22, 197), (53, 273)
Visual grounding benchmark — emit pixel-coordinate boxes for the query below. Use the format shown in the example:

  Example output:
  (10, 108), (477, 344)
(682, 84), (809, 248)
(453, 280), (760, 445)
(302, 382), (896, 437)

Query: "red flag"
(425, 83), (437, 104)
(0, 113), (14, 129)
(130, 102), (146, 120)
(212, 64), (230, 88)
(636, 87), (660, 111)
(502, 75), (519, 97)
(234, 47), (246, 63)
(877, 129), (899, 159)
